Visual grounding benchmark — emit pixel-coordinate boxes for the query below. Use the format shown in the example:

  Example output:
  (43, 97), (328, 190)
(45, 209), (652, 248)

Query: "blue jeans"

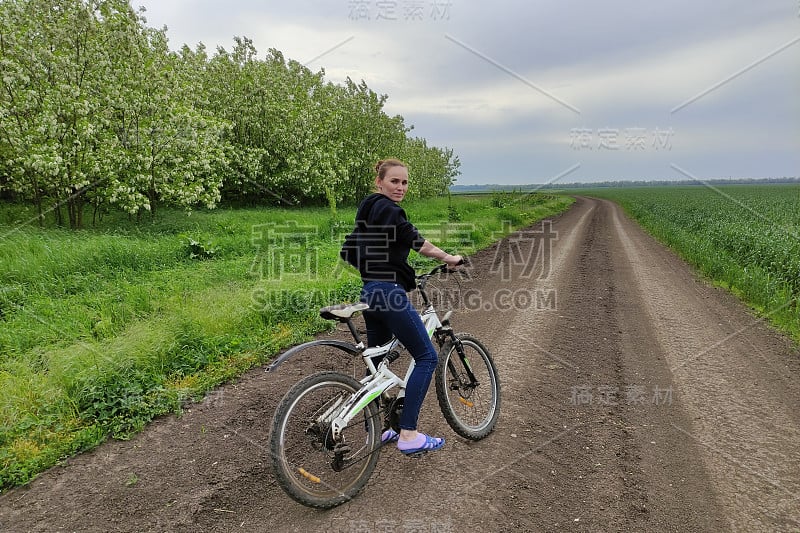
(360, 281), (438, 431)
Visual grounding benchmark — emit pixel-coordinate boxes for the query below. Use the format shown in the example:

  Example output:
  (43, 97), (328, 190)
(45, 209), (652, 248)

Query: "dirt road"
(2, 197), (799, 532)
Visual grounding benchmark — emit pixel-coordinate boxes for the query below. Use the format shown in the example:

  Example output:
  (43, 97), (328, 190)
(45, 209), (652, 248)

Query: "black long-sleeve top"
(352, 193), (425, 291)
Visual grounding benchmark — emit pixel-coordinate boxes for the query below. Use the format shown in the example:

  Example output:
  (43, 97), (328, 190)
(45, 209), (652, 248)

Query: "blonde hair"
(374, 159), (407, 181)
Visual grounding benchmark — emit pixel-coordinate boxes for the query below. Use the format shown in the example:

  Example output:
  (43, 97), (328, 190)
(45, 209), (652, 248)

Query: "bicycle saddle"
(319, 303), (369, 321)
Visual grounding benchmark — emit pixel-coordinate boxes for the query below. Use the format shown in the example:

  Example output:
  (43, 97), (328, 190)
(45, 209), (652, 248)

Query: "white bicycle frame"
(329, 305), (443, 440)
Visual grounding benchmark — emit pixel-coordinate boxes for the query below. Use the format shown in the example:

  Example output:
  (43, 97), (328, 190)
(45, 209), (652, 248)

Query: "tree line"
(0, 0), (460, 228)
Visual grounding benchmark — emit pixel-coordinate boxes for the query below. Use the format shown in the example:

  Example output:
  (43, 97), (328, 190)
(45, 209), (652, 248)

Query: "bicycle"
(266, 263), (501, 509)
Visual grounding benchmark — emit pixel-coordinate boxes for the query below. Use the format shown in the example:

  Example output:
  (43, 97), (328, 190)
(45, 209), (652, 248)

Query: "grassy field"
(0, 192), (573, 490)
(587, 184), (800, 340)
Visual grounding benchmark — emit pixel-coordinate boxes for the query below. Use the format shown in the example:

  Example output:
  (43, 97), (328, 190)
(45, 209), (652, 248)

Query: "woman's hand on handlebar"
(444, 254), (464, 269)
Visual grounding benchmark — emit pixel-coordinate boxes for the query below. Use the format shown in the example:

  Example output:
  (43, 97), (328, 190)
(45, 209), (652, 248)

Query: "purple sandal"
(381, 429), (399, 444)
(398, 433), (445, 456)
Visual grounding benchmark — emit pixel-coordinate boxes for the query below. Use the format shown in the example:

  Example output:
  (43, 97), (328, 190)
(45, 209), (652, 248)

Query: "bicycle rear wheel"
(435, 333), (501, 440)
(269, 371), (381, 509)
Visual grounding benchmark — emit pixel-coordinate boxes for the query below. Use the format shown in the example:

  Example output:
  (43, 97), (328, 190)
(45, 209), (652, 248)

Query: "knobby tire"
(269, 372), (382, 509)
(435, 333), (501, 440)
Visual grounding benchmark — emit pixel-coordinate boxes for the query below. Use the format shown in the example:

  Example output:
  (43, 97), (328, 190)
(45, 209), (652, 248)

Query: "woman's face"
(376, 165), (409, 202)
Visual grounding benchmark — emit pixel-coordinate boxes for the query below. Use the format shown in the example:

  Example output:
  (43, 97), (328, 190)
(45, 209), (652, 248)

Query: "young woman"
(350, 158), (462, 455)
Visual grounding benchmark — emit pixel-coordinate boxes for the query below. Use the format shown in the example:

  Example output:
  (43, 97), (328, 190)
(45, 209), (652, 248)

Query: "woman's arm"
(418, 240), (463, 267)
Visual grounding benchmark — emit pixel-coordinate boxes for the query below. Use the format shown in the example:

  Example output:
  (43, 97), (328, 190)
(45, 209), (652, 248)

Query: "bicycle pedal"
(334, 443), (352, 454)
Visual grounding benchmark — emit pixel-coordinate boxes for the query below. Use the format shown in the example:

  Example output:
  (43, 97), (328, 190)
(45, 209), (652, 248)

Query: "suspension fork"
(443, 332), (479, 386)
(433, 310), (470, 379)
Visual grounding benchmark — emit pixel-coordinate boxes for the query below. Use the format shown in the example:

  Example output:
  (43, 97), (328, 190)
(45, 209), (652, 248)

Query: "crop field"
(588, 184), (800, 339)
(0, 192), (573, 490)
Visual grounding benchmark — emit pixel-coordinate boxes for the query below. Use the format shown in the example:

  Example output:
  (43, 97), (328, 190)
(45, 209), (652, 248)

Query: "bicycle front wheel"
(269, 371), (381, 509)
(435, 333), (501, 440)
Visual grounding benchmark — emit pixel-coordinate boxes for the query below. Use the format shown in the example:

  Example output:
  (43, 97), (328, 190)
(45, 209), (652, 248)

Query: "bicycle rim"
(436, 335), (501, 440)
(270, 372), (381, 508)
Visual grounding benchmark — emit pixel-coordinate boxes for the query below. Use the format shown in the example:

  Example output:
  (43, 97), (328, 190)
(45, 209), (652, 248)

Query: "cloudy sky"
(135, 0), (799, 186)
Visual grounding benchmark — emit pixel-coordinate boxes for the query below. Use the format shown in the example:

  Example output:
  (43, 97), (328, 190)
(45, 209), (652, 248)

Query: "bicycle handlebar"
(416, 258), (467, 280)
